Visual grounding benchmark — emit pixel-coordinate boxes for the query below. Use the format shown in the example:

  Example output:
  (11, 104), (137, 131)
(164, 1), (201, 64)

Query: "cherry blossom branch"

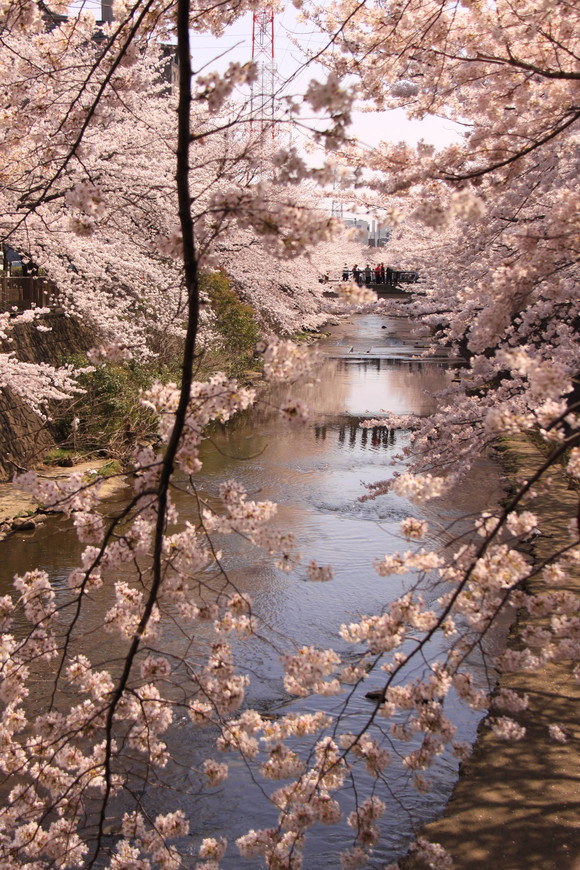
(443, 109), (580, 181)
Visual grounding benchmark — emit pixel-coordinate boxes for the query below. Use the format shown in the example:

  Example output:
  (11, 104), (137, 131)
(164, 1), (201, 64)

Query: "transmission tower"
(250, 8), (276, 138)
(331, 172), (344, 220)
(331, 200), (344, 220)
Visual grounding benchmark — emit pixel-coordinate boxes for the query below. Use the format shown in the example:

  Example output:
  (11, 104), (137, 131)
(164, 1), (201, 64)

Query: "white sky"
(73, 0), (461, 150)
(191, 9), (465, 224)
(192, 8), (462, 151)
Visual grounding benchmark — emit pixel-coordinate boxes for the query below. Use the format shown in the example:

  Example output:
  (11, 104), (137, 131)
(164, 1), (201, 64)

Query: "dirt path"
(403, 438), (580, 870)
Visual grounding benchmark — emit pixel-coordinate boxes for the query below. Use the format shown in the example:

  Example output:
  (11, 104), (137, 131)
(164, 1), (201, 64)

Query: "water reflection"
(1, 314), (499, 869)
(315, 420), (397, 450)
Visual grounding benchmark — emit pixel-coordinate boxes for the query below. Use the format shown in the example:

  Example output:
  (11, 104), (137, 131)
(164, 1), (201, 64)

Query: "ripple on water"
(6, 313), (495, 869)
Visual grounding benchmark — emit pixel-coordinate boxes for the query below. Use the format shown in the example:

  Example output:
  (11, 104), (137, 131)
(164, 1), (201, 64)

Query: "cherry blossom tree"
(294, 4), (579, 864)
(0, 0), (579, 868)
(0, 16), (356, 407)
(305, 0), (579, 472)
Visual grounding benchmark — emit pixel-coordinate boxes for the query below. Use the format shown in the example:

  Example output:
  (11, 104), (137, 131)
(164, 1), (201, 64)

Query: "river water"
(2, 313), (504, 867)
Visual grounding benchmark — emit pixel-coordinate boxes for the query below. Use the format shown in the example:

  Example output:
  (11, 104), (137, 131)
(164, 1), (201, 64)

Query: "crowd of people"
(317, 264), (418, 286)
(343, 263), (396, 285)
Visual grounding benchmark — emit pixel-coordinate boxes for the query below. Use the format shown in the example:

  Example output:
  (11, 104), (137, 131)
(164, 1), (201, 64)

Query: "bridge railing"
(320, 269), (420, 286)
(0, 277), (59, 312)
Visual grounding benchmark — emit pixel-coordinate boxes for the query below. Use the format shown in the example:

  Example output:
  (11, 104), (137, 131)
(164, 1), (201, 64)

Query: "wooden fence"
(0, 276), (59, 312)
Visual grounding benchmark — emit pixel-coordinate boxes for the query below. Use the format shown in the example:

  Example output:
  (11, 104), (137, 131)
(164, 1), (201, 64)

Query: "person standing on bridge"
(342, 264), (349, 281)
(374, 264), (382, 283)
(386, 266), (393, 285)
(365, 264), (372, 284)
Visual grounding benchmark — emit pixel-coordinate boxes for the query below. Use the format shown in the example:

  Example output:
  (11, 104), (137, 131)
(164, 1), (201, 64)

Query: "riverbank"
(403, 435), (580, 870)
(2, 316), (577, 868)
(0, 459), (129, 535)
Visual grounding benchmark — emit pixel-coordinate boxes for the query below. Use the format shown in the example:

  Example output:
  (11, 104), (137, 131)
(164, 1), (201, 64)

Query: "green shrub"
(54, 355), (162, 459)
(51, 272), (261, 460)
(200, 271), (261, 378)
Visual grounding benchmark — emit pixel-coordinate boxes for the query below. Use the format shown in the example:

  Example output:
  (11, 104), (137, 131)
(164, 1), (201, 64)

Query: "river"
(1, 312), (504, 867)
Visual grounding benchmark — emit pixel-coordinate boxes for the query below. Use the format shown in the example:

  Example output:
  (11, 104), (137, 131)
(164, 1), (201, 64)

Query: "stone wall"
(0, 313), (95, 480)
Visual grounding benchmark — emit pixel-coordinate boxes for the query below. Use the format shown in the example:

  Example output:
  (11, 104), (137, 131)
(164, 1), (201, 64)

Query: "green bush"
(200, 271), (261, 378)
(51, 272), (262, 459)
(54, 355), (163, 459)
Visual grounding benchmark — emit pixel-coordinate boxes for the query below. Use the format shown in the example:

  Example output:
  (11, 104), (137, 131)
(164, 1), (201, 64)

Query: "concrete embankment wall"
(0, 312), (94, 480)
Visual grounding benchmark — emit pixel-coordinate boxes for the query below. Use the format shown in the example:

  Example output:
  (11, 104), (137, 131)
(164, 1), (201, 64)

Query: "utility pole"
(101, 0), (113, 23)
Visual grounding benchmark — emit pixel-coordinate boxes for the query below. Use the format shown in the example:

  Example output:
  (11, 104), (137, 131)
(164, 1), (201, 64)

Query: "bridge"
(320, 269), (420, 287)
(319, 269), (420, 299)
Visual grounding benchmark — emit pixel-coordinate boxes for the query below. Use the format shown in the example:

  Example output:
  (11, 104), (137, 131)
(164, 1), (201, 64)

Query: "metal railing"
(0, 276), (59, 312)
(321, 269), (420, 286)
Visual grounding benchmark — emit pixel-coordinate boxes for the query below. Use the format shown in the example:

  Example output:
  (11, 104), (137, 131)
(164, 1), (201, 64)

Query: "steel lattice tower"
(331, 171), (344, 220)
(250, 8), (276, 137)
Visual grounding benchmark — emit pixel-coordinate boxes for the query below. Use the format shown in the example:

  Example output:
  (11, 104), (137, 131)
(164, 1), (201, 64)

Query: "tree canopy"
(0, 0), (578, 868)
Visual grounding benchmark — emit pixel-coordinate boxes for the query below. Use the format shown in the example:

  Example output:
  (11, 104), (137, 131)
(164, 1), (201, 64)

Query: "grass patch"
(43, 447), (77, 466)
(85, 460), (122, 480)
(96, 459), (122, 478)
